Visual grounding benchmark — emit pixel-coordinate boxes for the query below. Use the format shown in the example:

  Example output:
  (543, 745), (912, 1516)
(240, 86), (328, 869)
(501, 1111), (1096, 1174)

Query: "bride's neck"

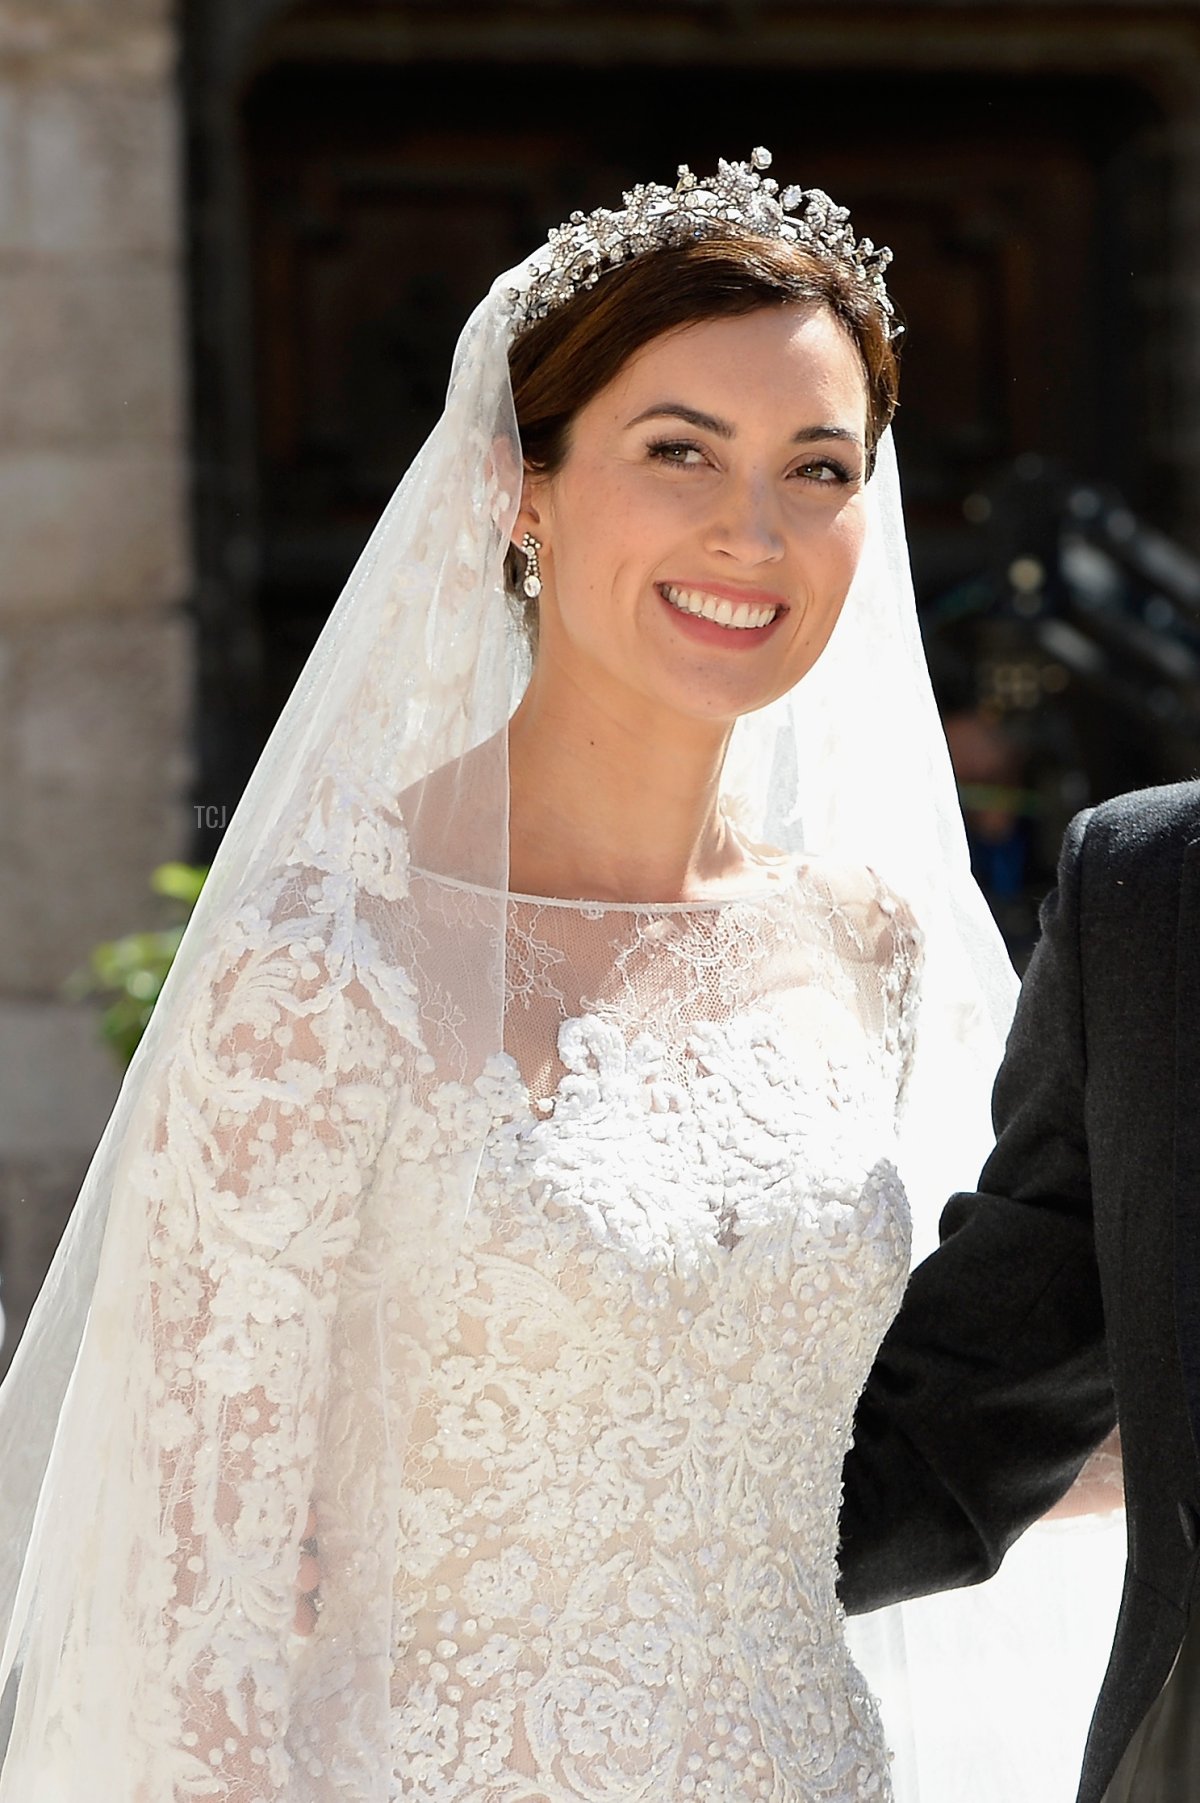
(507, 677), (745, 905)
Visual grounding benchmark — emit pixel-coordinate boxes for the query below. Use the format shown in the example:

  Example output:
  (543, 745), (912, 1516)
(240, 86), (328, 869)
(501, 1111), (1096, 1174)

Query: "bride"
(0, 152), (1018, 1799)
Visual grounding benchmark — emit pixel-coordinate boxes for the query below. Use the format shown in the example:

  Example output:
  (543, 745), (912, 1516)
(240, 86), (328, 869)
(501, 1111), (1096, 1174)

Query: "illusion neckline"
(410, 857), (805, 915)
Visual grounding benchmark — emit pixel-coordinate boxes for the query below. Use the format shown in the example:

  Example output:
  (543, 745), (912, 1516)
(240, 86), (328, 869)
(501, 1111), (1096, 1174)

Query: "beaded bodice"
(384, 860), (918, 1801)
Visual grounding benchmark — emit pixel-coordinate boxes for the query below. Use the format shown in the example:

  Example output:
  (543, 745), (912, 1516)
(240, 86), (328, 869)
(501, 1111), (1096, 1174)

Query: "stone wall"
(0, 0), (191, 1370)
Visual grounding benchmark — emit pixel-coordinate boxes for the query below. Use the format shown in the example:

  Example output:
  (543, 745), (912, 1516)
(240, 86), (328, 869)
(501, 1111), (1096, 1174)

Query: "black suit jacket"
(839, 782), (1200, 1803)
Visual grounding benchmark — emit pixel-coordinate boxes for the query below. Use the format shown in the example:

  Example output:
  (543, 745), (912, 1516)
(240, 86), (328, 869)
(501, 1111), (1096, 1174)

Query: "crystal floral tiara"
(511, 148), (898, 336)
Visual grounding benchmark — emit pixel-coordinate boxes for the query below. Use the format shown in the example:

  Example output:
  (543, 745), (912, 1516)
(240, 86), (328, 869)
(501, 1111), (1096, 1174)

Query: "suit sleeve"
(838, 810), (1117, 1613)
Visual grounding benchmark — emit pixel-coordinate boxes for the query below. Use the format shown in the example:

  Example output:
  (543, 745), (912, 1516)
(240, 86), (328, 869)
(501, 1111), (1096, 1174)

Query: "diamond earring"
(520, 533), (542, 600)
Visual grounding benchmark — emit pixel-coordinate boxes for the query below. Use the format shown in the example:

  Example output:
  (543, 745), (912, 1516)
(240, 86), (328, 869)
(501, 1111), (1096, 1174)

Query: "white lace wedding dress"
(374, 858), (919, 1802)
(4, 853), (919, 1803)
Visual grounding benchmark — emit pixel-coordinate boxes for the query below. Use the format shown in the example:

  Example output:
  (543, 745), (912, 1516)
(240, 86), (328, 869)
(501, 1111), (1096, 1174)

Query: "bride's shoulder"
(794, 855), (923, 972)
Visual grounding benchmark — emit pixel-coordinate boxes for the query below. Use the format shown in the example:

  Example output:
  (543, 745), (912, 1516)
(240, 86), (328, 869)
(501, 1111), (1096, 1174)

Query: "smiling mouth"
(658, 583), (782, 631)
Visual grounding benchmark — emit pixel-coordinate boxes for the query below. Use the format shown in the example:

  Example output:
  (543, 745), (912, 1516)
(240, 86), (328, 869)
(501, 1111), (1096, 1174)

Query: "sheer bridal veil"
(0, 154), (1118, 1801)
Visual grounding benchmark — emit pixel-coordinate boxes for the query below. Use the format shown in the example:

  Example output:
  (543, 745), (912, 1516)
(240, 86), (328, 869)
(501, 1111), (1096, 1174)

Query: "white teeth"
(660, 584), (779, 630)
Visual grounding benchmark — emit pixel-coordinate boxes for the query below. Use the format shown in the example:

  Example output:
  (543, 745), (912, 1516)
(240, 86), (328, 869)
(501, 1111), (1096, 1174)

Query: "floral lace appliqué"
(385, 862), (919, 1802)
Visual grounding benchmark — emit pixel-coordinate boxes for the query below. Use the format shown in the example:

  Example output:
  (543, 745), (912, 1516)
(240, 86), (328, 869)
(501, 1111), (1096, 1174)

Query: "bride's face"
(519, 302), (870, 726)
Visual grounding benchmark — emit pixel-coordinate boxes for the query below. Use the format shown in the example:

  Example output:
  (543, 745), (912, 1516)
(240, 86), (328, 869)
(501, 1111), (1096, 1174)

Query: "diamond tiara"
(511, 148), (898, 336)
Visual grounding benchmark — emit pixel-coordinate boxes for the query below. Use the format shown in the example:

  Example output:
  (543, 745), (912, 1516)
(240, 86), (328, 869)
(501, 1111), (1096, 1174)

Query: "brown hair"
(505, 231), (900, 640)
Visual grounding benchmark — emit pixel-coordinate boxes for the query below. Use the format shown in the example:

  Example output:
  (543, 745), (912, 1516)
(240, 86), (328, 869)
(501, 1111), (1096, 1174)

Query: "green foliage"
(63, 863), (209, 1068)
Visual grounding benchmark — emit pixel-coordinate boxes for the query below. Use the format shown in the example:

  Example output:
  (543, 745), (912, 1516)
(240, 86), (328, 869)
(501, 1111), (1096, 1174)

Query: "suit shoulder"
(1077, 781), (1200, 881)
(1073, 786), (1196, 869)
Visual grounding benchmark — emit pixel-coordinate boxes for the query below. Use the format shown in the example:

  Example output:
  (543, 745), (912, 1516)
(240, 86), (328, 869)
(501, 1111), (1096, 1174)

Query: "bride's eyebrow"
(793, 423), (864, 451)
(625, 403), (863, 450)
(627, 403), (734, 438)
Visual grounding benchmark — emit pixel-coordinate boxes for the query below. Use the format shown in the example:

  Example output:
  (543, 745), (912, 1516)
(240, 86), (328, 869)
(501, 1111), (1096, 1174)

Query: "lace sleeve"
(800, 858), (925, 1120)
(136, 899), (379, 1795)
(9, 861), (420, 1800)
(892, 901), (925, 1125)
(840, 864), (925, 1118)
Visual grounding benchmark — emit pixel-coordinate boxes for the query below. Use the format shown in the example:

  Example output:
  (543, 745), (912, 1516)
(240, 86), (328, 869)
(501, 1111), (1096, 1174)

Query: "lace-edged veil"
(0, 182), (1109, 1803)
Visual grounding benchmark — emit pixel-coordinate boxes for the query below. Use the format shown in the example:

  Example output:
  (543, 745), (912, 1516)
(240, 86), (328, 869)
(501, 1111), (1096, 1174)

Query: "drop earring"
(520, 533), (542, 600)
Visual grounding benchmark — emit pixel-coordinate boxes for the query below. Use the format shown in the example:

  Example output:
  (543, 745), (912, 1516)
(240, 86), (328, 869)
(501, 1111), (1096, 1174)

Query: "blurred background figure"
(4, 0), (1200, 1372)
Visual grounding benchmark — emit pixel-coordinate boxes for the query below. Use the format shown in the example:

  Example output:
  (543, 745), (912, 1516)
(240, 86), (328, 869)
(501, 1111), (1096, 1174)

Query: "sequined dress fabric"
(384, 862), (918, 1802)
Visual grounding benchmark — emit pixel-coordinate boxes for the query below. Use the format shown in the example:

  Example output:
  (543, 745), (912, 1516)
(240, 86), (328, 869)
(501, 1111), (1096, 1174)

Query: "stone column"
(0, 0), (191, 1371)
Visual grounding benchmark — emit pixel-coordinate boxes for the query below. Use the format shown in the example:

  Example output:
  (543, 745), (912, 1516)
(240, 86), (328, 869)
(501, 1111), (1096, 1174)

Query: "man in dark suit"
(839, 781), (1200, 1803)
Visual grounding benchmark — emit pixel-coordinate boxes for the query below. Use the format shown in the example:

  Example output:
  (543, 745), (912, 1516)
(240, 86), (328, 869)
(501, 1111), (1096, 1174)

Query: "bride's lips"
(654, 579), (790, 648)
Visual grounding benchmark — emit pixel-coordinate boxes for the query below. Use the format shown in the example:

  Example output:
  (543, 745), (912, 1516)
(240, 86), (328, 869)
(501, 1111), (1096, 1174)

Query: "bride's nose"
(702, 471), (786, 566)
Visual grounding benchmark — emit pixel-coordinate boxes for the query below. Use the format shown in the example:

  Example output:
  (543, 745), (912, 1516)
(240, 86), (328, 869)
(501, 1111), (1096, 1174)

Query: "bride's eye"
(646, 438), (710, 468)
(793, 457), (855, 485)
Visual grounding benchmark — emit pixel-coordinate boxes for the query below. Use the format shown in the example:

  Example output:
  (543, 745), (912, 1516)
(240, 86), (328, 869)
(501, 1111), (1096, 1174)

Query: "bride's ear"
(510, 467), (549, 555)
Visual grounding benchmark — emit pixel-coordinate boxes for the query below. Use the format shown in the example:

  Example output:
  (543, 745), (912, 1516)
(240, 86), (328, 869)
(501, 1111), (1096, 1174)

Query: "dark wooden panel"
(243, 61), (1155, 613)
(168, 42), (1165, 821)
